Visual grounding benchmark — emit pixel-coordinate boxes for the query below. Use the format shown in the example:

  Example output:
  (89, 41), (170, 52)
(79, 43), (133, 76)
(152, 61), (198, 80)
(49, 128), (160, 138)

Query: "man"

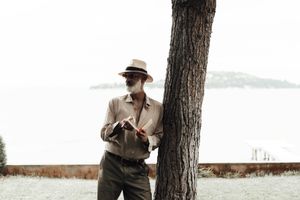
(97, 59), (163, 200)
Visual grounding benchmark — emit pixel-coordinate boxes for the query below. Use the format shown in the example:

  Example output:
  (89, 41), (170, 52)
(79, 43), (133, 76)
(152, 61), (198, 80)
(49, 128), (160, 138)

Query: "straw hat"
(118, 59), (153, 82)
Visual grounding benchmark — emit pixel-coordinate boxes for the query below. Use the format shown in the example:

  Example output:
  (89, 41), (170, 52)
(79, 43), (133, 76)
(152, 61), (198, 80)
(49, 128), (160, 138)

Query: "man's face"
(123, 73), (144, 86)
(123, 73), (145, 93)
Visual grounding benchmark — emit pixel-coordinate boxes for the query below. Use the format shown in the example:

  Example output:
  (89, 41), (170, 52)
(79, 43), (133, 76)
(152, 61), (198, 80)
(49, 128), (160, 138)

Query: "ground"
(0, 175), (299, 200)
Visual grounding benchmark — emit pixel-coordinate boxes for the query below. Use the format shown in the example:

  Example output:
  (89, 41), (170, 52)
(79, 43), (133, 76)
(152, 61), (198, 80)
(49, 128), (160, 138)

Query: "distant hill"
(205, 71), (300, 89)
(90, 71), (300, 89)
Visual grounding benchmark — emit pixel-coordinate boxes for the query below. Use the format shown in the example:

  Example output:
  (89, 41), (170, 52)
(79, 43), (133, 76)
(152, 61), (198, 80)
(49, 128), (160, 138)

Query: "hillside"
(90, 71), (300, 89)
(205, 71), (300, 89)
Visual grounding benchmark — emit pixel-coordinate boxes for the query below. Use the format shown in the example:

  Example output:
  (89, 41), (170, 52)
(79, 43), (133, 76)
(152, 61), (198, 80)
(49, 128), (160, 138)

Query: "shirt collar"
(124, 93), (151, 108)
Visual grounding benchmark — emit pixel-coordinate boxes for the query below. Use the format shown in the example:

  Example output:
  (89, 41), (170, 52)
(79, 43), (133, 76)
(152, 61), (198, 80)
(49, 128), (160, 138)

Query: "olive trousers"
(97, 151), (151, 200)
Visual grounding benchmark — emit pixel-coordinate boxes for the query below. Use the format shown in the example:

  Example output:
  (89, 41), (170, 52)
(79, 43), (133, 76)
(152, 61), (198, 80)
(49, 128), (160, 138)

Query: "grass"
(1, 175), (300, 200)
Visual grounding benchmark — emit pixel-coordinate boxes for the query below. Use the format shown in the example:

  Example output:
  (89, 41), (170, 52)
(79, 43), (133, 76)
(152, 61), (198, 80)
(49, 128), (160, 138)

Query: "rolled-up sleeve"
(100, 99), (122, 141)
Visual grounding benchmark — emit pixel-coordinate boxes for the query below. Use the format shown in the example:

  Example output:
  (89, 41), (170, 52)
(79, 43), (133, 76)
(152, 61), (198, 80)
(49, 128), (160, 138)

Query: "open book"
(126, 116), (153, 132)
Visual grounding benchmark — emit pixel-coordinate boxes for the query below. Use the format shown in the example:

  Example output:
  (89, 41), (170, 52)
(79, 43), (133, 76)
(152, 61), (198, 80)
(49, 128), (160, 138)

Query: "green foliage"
(0, 135), (7, 174)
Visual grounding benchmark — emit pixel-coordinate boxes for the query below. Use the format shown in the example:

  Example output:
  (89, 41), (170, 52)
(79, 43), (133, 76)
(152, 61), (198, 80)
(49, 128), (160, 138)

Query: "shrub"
(0, 135), (7, 174)
(198, 167), (216, 178)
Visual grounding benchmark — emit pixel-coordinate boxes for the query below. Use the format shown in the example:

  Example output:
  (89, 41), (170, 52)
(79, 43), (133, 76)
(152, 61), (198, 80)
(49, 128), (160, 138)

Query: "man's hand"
(136, 128), (148, 143)
(120, 119), (134, 131)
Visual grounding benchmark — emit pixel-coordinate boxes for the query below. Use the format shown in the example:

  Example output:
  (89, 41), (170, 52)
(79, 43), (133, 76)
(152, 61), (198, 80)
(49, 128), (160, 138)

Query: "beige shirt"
(100, 93), (163, 160)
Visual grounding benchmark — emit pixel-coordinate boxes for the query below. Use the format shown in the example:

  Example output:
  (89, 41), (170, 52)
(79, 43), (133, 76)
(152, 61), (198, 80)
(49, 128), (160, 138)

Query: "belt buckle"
(120, 157), (126, 164)
(119, 157), (130, 166)
(122, 158), (139, 166)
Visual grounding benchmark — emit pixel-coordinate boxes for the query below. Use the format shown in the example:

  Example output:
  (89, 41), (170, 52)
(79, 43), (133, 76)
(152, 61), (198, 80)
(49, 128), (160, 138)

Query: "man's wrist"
(109, 122), (122, 137)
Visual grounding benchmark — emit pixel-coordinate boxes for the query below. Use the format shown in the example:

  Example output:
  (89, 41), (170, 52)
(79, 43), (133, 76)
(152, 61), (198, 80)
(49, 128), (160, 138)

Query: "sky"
(1, 0), (300, 88)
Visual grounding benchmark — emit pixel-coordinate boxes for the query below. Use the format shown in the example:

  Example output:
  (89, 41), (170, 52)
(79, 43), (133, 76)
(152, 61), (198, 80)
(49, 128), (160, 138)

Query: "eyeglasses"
(122, 73), (143, 79)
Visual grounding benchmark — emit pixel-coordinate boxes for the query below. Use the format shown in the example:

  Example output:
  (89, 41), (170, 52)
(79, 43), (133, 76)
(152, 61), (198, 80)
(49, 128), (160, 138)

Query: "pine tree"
(0, 135), (7, 174)
(155, 0), (216, 199)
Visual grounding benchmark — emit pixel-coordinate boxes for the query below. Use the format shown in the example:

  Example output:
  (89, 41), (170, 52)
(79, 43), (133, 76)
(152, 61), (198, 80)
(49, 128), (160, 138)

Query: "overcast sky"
(1, 0), (300, 87)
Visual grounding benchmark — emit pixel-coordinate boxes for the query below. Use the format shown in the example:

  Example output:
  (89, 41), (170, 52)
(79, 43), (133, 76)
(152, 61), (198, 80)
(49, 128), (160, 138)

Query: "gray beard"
(127, 80), (142, 94)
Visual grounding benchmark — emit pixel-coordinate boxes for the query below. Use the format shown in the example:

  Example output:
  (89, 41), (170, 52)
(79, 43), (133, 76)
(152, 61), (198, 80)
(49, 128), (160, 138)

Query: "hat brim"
(118, 70), (153, 82)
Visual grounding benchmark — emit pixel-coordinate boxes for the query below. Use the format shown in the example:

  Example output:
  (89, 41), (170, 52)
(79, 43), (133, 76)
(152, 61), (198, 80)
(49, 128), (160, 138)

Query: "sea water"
(0, 87), (300, 164)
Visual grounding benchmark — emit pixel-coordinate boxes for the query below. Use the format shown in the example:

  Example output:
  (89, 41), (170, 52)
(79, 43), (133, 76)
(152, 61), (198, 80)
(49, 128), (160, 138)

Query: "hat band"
(126, 66), (147, 74)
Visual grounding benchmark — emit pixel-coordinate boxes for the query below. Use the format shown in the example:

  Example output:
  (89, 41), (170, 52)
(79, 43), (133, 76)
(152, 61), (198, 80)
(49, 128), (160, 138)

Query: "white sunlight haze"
(1, 0), (300, 165)
(1, 0), (300, 88)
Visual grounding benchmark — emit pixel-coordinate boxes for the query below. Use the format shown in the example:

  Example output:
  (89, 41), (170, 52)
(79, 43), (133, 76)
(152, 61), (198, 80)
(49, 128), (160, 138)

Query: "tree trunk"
(154, 1), (216, 199)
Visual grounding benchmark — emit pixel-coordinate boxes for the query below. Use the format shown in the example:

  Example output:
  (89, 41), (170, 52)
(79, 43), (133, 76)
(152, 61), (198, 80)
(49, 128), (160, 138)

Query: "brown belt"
(106, 151), (144, 166)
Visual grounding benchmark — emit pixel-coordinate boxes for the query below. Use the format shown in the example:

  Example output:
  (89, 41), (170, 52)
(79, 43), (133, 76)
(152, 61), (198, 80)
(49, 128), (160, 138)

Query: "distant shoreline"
(90, 71), (300, 89)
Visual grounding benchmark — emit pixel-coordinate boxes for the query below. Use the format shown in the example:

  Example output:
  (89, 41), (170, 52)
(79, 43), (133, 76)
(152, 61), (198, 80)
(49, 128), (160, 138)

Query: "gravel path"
(1, 175), (299, 200)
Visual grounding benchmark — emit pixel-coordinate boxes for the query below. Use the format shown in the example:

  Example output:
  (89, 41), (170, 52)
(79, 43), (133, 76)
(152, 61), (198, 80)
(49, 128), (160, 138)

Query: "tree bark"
(154, 1), (216, 199)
